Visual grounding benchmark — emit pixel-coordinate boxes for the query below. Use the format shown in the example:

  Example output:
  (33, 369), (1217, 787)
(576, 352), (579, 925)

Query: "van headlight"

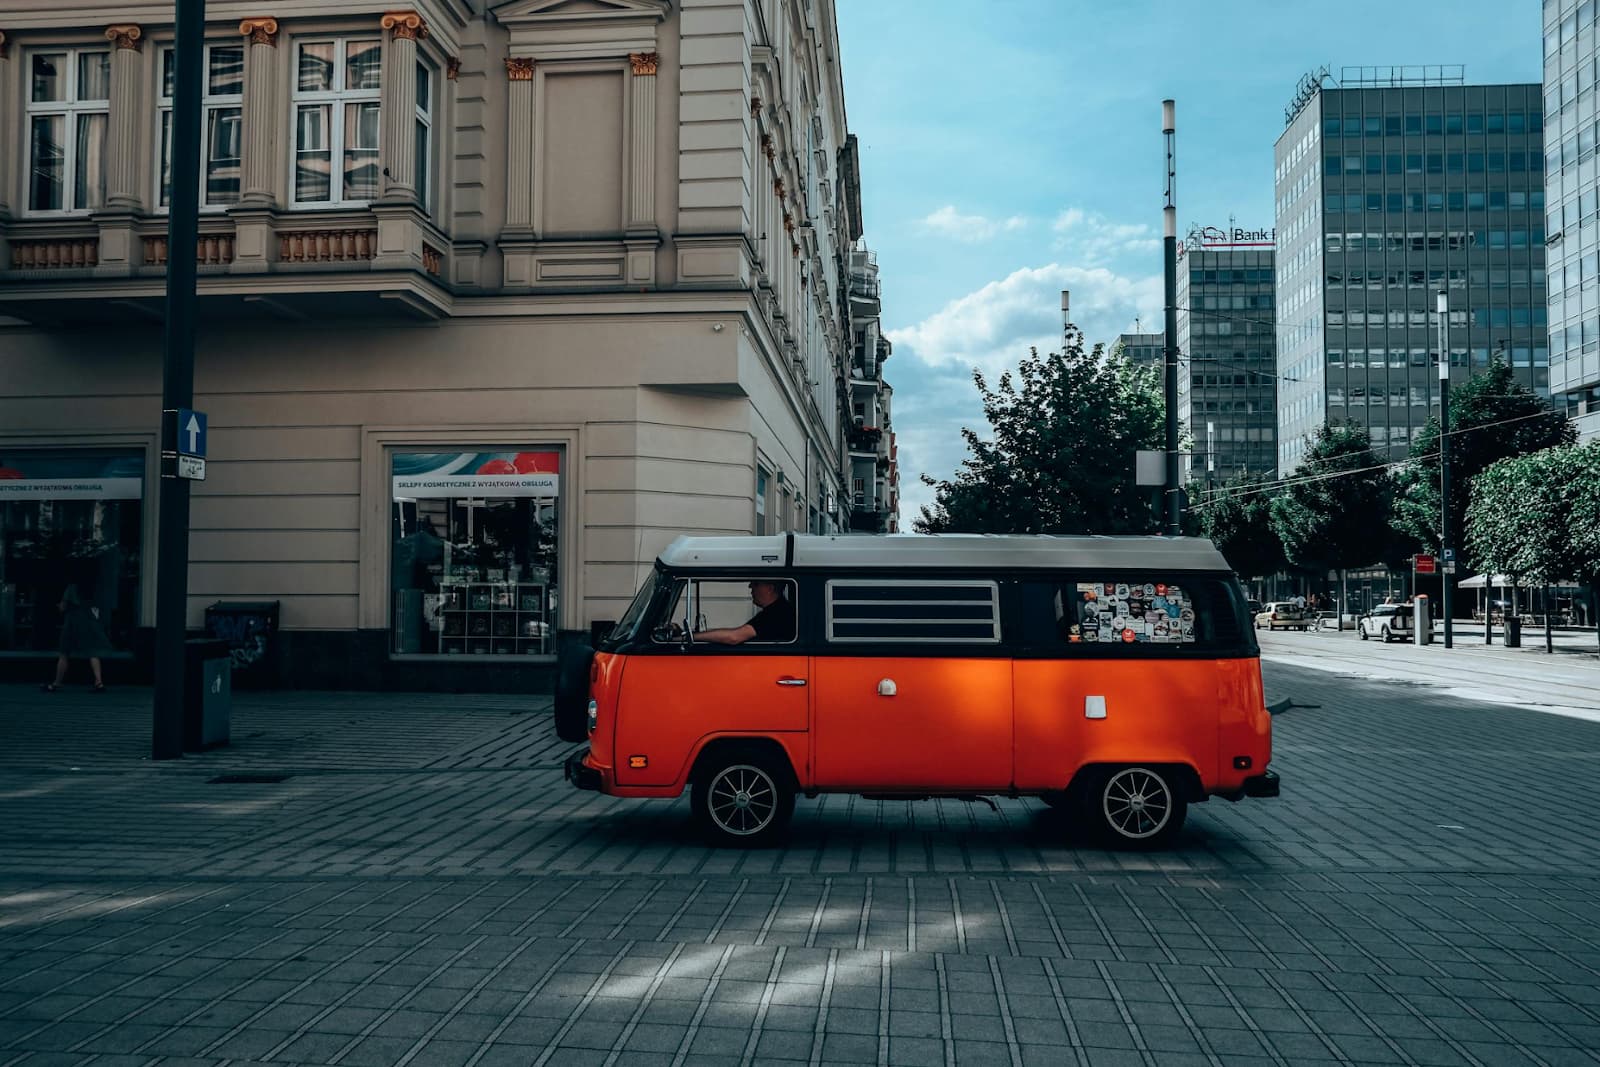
(586, 699), (598, 733)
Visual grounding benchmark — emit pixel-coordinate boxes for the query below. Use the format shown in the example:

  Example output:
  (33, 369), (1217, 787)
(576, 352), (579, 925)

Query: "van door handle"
(776, 677), (807, 687)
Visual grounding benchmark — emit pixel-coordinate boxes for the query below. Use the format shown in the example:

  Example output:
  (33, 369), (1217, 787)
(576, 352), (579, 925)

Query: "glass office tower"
(1545, 1), (1600, 440)
(1274, 71), (1547, 471)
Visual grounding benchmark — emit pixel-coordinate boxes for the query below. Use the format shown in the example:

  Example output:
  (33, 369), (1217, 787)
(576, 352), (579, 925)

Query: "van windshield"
(605, 569), (664, 647)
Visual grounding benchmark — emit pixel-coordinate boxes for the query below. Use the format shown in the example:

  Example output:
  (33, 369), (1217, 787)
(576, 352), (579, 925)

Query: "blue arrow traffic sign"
(176, 409), (207, 458)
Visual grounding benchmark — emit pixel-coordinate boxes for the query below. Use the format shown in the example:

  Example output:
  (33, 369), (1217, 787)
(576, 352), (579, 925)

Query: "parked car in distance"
(1254, 602), (1307, 631)
(1358, 604), (1413, 642)
(1246, 599), (1263, 617)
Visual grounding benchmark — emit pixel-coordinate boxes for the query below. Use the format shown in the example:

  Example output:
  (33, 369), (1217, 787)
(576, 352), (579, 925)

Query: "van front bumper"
(564, 748), (604, 792)
(1242, 770), (1280, 798)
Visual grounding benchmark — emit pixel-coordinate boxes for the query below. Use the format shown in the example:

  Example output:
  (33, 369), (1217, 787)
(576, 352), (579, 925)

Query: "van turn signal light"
(1233, 756), (1253, 770)
(629, 755), (648, 769)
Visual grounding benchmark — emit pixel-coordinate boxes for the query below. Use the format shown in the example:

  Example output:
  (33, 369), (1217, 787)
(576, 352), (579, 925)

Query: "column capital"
(505, 56), (534, 81)
(628, 52), (658, 76)
(750, 95), (763, 117)
(239, 18), (280, 46)
(380, 11), (428, 41)
(446, 55), (461, 80)
(104, 24), (143, 51)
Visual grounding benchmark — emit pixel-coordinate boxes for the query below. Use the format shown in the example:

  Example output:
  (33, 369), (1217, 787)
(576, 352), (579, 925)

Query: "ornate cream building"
(0, 0), (895, 687)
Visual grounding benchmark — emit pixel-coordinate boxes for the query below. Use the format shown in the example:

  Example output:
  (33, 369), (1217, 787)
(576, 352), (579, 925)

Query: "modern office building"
(1544, 1), (1600, 440)
(1115, 331), (1165, 369)
(1175, 246), (1278, 480)
(0, 0), (892, 688)
(1273, 69), (1547, 471)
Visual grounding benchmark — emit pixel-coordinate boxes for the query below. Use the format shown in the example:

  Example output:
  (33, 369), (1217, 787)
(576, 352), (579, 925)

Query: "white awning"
(1458, 574), (1580, 589)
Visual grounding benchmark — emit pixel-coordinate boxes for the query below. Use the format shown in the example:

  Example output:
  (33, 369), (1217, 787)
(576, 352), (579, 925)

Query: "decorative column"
(501, 56), (535, 287)
(0, 31), (12, 219)
(505, 57), (535, 230)
(624, 51), (659, 287)
(238, 18), (279, 206)
(103, 24), (144, 210)
(378, 11), (426, 202)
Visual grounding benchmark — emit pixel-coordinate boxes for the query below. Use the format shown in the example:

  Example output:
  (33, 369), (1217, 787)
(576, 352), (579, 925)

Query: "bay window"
(26, 50), (109, 213)
(291, 38), (381, 206)
(159, 45), (244, 209)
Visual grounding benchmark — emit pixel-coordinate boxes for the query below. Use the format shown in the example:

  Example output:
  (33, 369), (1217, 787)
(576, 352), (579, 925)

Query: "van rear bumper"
(1242, 770), (1280, 798)
(564, 748), (604, 792)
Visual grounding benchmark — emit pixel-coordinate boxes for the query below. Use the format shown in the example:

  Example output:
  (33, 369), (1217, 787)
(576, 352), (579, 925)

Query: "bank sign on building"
(0, 0), (897, 689)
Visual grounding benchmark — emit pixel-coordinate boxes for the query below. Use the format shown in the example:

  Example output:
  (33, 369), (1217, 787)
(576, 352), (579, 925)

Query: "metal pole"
(1162, 99), (1181, 536)
(1436, 290), (1453, 649)
(153, 0), (206, 760)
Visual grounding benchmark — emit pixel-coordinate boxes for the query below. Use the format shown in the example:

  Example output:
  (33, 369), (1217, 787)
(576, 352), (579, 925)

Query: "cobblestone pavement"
(4, 666), (1600, 1067)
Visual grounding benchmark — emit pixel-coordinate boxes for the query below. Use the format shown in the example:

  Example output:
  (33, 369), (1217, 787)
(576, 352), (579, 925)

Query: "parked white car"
(1254, 602), (1308, 631)
(1358, 604), (1414, 642)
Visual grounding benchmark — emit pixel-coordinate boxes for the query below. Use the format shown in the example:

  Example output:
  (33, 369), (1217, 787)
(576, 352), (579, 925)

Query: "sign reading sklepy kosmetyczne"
(392, 451), (560, 499)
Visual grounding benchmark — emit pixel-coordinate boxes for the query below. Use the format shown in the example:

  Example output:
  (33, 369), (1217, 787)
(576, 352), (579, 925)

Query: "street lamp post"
(1437, 290), (1453, 649)
(1205, 420), (1215, 496)
(1162, 99), (1181, 536)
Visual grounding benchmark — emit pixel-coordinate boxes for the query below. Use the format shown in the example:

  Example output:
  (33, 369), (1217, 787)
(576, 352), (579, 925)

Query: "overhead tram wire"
(1180, 407), (1568, 513)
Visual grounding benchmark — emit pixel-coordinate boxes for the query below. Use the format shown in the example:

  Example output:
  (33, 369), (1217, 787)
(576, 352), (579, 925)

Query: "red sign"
(1414, 555), (1436, 574)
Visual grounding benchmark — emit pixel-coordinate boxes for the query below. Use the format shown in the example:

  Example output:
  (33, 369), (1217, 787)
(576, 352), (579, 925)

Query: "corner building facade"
(0, 0), (892, 688)
(1273, 76), (1547, 472)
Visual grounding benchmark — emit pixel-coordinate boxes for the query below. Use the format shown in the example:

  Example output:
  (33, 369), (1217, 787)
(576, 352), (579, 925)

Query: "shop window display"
(390, 450), (561, 657)
(0, 451), (143, 654)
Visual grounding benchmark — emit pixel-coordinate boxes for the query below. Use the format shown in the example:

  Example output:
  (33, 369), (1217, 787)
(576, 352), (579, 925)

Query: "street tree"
(1390, 359), (1573, 567)
(915, 330), (1166, 534)
(1195, 473), (1286, 585)
(1269, 423), (1393, 614)
(1467, 441), (1600, 648)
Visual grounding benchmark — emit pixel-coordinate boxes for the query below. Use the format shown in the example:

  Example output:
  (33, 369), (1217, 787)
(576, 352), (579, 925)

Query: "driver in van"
(691, 580), (795, 644)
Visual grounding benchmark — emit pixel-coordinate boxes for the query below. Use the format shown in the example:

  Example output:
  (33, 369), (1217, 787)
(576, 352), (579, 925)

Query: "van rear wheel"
(692, 753), (794, 847)
(1082, 766), (1187, 848)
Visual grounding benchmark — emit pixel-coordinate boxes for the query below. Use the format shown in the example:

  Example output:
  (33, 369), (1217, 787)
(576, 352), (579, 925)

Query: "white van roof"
(658, 534), (1231, 572)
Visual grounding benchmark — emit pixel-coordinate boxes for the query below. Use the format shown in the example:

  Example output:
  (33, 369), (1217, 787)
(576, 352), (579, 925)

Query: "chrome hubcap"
(708, 765), (776, 836)
(1103, 769), (1172, 840)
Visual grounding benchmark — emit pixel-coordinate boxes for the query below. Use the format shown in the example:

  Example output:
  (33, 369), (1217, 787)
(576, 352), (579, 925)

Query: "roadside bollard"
(1414, 595), (1432, 645)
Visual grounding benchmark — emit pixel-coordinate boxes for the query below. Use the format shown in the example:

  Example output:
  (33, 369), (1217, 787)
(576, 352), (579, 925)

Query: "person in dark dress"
(42, 585), (111, 691)
(692, 581), (795, 645)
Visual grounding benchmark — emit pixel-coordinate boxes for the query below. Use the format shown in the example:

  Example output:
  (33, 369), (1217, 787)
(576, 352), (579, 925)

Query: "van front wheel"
(692, 756), (794, 847)
(1084, 766), (1187, 848)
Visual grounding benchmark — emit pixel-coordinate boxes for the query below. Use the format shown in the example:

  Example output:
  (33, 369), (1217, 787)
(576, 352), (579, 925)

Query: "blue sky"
(835, 0), (1542, 522)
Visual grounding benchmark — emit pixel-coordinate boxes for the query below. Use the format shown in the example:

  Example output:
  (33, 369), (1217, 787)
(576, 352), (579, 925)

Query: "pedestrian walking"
(41, 585), (111, 692)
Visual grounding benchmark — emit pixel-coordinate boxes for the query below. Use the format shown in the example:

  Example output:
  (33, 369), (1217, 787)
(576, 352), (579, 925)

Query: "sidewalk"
(1258, 627), (1600, 720)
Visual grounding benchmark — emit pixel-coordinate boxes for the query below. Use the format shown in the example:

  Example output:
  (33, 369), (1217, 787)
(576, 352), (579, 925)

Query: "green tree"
(1196, 473), (1286, 582)
(915, 331), (1166, 534)
(1390, 359), (1573, 567)
(1270, 423), (1393, 611)
(1467, 441), (1600, 646)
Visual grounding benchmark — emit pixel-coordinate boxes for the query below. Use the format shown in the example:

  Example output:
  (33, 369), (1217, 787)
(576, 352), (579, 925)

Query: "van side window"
(826, 580), (1000, 643)
(652, 578), (798, 645)
(1032, 577), (1244, 652)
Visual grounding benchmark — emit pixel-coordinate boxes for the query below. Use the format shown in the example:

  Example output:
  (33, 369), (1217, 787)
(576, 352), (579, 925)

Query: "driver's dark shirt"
(748, 597), (795, 642)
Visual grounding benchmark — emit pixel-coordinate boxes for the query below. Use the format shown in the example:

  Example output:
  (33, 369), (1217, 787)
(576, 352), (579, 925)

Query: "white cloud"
(1052, 208), (1161, 264)
(883, 263), (1163, 523)
(917, 204), (1030, 243)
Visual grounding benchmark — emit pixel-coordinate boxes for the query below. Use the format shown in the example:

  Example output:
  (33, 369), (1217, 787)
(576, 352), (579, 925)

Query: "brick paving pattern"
(3, 664), (1600, 1065)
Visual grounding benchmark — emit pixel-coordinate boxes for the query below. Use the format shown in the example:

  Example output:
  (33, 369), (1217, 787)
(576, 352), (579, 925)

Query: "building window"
(825, 579), (1000, 644)
(415, 59), (433, 212)
(25, 50), (110, 213)
(755, 468), (769, 535)
(159, 45), (244, 209)
(0, 450), (144, 654)
(291, 38), (381, 206)
(389, 450), (562, 657)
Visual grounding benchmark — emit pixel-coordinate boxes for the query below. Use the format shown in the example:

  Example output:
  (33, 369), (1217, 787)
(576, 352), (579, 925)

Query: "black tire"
(553, 639), (594, 743)
(691, 750), (795, 847)
(1359, 625), (1368, 641)
(1380, 625), (1391, 644)
(1079, 766), (1188, 848)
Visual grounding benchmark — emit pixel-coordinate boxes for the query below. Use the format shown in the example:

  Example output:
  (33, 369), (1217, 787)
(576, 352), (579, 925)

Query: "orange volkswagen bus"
(558, 534), (1277, 847)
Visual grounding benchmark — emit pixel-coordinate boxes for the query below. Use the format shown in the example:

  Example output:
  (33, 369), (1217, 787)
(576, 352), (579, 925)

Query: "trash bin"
(1504, 616), (1522, 648)
(183, 639), (231, 751)
(204, 601), (279, 687)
